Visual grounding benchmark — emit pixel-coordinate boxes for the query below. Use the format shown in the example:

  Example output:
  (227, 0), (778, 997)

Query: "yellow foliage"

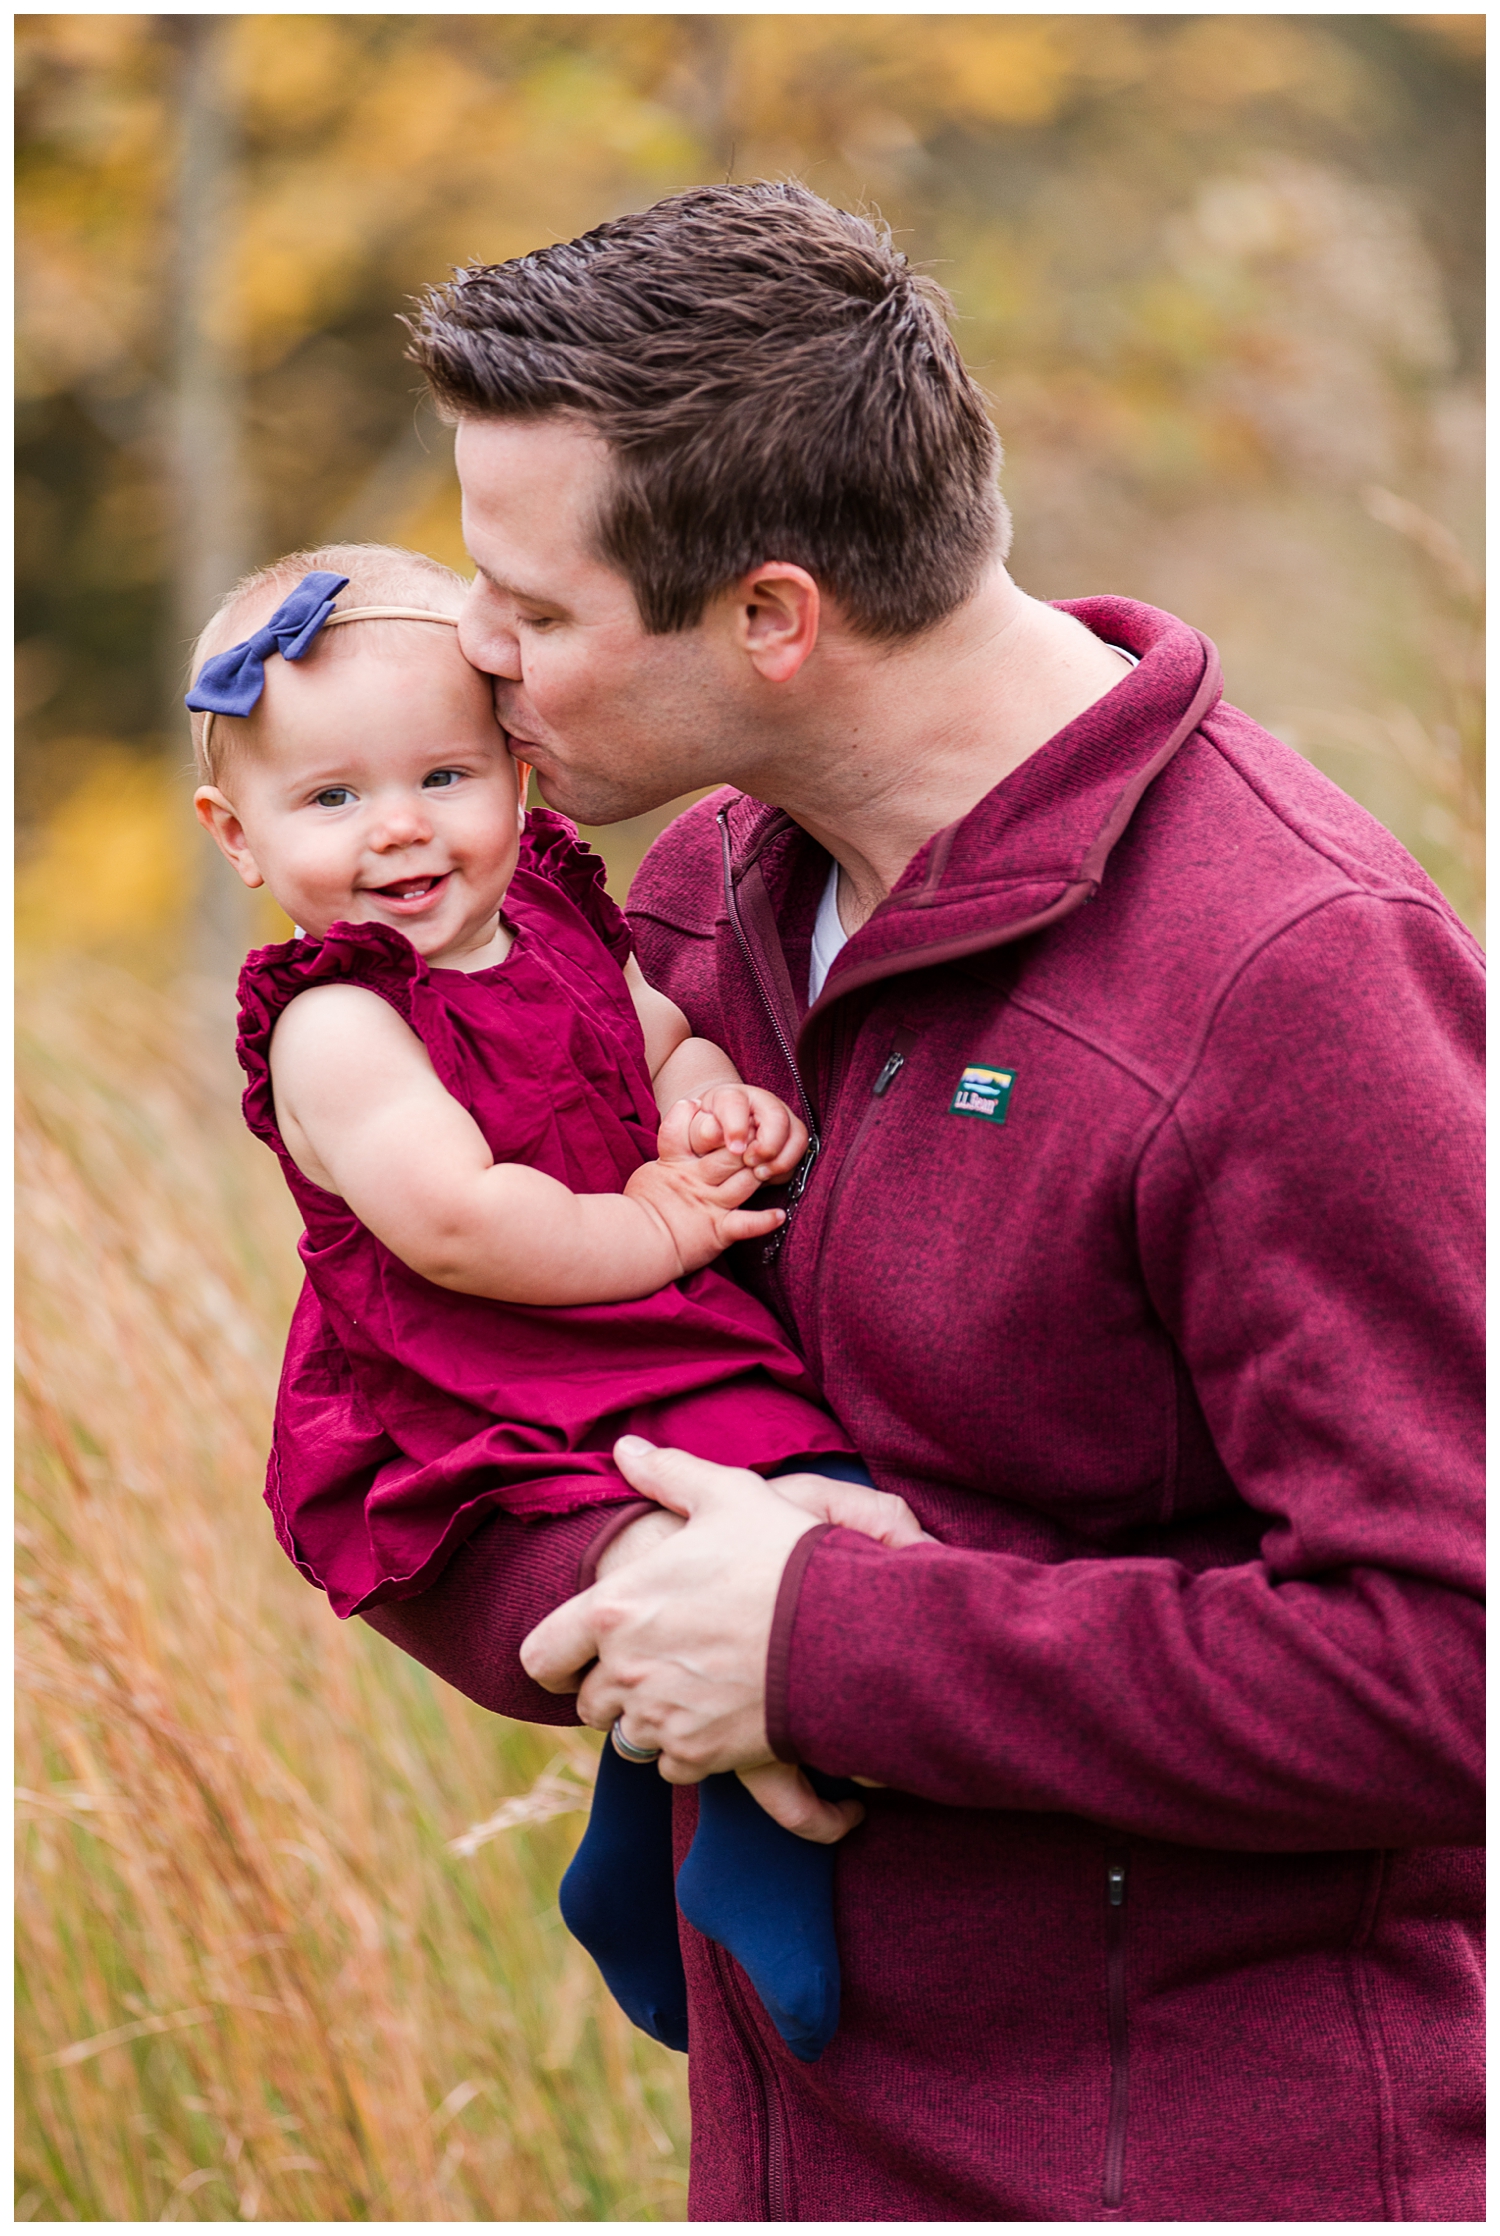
(390, 479), (471, 577)
(1161, 16), (1374, 126)
(15, 14), (1483, 949)
(922, 17), (1139, 127)
(16, 749), (294, 961)
(236, 12), (363, 137)
(16, 749), (196, 954)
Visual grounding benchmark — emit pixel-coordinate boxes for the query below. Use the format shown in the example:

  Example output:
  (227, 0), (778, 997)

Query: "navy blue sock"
(675, 1768), (862, 2065)
(558, 1737), (688, 2052)
(561, 1461), (874, 2062)
(767, 1453), (875, 1489)
(672, 1455), (874, 2065)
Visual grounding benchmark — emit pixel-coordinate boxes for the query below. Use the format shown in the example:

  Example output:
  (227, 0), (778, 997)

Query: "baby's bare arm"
(269, 986), (782, 1304)
(623, 957), (807, 1181)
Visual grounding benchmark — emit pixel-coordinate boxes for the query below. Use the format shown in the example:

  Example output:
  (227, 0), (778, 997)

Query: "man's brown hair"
(407, 181), (1010, 641)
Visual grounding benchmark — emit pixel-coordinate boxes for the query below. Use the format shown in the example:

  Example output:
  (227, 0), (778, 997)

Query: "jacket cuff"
(765, 1522), (836, 1762)
(576, 1500), (659, 1591)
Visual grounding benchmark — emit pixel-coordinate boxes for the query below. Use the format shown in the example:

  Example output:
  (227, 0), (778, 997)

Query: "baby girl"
(186, 544), (921, 2064)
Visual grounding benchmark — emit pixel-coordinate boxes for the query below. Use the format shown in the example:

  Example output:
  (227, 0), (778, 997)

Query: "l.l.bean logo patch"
(949, 1062), (1016, 1125)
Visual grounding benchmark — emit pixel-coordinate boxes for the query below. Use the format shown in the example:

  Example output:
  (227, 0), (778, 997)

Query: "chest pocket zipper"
(1103, 1853), (1130, 2209)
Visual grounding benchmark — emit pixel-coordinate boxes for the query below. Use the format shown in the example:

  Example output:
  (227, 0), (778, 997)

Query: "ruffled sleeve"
(518, 809), (634, 965)
(235, 920), (441, 1156)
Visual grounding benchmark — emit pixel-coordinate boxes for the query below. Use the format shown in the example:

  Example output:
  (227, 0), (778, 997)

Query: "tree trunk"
(167, 14), (257, 977)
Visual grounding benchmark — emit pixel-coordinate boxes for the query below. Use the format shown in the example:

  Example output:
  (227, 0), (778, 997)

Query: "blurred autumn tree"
(16, 12), (1484, 952)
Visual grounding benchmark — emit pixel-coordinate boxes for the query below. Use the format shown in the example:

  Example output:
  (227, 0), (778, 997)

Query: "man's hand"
(521, 1439), (817, 1777)
(683, 1084), (809, 1182)
(520, 1439), (929, 1838)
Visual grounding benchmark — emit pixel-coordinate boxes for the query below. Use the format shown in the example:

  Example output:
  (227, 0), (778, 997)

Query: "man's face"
(455, 415), (749, 823)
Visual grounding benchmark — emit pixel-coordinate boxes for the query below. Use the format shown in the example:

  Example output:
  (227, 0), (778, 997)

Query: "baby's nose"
(370, 802), (432, 846)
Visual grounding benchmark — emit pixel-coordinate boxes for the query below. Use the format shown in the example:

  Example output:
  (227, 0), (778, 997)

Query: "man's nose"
(458, 580), (522, 681)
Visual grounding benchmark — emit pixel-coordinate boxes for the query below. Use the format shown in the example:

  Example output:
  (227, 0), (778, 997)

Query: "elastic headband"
(186, 568), (460, 773)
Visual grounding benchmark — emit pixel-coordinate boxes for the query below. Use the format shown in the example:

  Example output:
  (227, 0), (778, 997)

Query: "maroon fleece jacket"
(369, 598), (1483, 2222)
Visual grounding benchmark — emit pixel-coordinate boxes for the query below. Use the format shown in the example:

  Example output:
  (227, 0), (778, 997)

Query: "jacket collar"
(719, 598), (1223, 1041)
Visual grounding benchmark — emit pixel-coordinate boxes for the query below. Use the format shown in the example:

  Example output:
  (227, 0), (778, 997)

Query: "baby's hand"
(683, 1084), (808, 1182)
(623, 1102), (787, 1275)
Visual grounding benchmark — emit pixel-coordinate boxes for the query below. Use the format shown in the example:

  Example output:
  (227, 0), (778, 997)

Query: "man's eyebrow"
(475, 564), (557, 607)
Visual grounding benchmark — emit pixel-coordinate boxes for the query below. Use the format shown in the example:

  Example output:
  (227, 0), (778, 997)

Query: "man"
(386, 183), (1482, 2220)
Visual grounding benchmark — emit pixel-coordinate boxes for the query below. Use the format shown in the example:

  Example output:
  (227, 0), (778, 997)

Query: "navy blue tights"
(558, 1457), (871, 2063)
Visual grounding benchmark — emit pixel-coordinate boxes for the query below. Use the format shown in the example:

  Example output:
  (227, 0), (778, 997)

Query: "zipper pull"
(1107, 1862), (1128, 1907)
(763, 1138), (819, 1263)
(871, 1051), (906, 1097)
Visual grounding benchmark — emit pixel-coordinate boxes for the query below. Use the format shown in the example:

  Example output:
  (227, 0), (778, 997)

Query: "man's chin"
(529, 764), (684, 828)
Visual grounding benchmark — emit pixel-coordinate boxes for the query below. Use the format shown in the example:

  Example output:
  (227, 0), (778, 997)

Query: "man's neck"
(749, 569), (1135, 933)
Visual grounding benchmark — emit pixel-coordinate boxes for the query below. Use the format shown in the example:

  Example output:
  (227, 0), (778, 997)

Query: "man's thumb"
(613, 1436), (750, 1517)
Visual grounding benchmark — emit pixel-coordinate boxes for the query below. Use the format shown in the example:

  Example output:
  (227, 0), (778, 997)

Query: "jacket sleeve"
(771, 893), (1484, 1851)
(360, 1502), (635, 1725)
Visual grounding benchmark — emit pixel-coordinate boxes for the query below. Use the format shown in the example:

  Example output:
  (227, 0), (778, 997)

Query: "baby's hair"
(187, 543), (472, 785)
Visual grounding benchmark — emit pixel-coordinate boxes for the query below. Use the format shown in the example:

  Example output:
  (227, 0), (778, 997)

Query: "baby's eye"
(422, 768), (462, 790)
(314, 786), (353, 808)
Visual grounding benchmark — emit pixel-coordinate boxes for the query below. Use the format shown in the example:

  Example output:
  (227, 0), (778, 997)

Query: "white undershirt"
(807, 862), (847, 1004)
(805, 643), (1140, 1003)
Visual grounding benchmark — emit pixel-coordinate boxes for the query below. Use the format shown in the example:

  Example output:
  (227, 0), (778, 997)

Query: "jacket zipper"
(710, 1941), (789, 2221)
(718, 808), (820, 1261)
(786, 1033), (914, 1380)
(1102, 1853), (1130, 2210)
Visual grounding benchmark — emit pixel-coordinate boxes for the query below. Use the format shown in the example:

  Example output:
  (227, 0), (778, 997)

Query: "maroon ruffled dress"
(236, 811), (850, 1618)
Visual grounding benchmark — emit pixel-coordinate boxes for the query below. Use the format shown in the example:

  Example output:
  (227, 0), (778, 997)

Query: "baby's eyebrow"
(285, 765), (357, 794)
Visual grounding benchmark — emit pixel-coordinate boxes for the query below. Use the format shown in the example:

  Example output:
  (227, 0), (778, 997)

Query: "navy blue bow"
(185, 571), (350, 717)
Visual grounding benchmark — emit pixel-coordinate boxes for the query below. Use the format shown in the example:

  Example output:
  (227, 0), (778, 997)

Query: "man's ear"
(194, 787), (266, 889)
(729, 564), (821, 684)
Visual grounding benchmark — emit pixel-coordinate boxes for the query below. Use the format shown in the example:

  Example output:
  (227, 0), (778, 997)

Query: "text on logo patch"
(949, 1063), (1016, 1125)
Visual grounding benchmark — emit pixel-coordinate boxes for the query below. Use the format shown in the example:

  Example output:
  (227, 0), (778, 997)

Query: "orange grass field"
(16, 960), (690, 2221)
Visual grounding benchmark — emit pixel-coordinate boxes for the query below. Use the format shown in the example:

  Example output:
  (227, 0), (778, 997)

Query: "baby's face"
(215, 630), (525, 968)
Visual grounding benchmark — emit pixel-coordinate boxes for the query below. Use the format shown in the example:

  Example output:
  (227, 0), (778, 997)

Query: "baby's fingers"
(750, 1107), (808, 1181)
(702, 1086), (753, 1154)
(687, 1106), (726, 1156)
(737, 1761), (864, 1844)
(719, 1205), (786, 1244)
(658, 1097), (701, 1161)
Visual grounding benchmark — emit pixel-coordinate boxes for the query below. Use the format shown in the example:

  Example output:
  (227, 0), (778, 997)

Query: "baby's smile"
(366, 870), (452, 914)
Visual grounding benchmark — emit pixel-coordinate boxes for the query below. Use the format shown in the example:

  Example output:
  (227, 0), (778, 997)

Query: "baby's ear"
(513, 759), (532, 825)
(194, 786), (266, 889)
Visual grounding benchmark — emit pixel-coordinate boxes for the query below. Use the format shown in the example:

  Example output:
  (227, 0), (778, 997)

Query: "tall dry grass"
(16, 960), (689, 2221)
